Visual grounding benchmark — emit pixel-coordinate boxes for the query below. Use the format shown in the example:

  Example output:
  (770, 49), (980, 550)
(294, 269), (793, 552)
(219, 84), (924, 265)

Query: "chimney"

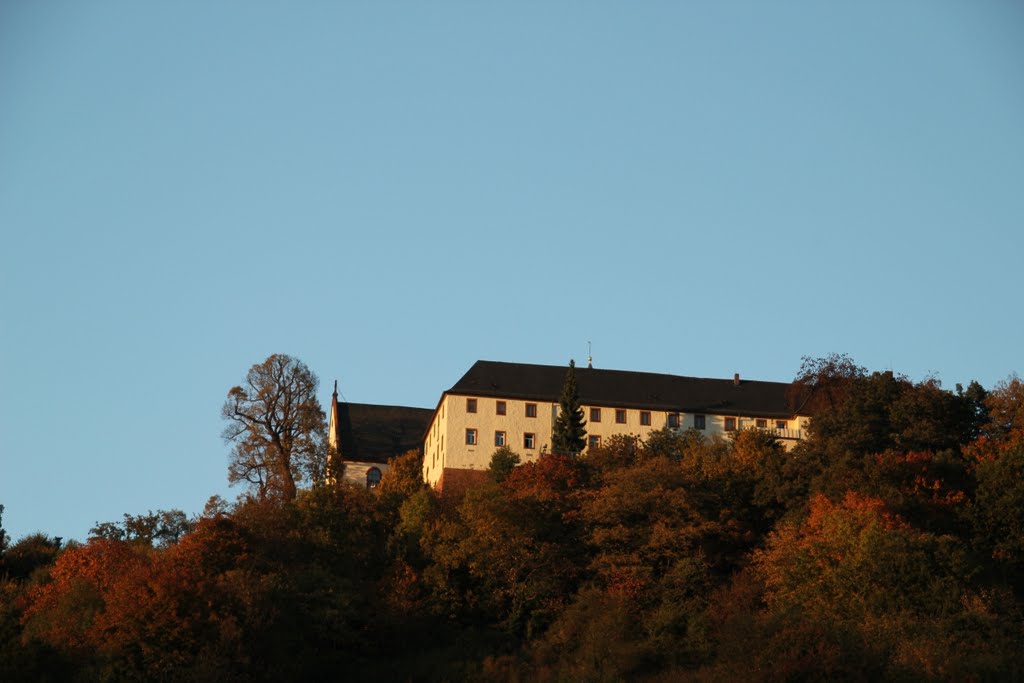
(733, 373), (740, 386)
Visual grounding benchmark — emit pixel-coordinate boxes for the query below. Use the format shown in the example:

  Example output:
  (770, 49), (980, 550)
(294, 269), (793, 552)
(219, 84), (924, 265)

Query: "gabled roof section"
(448, 360), (803, 418)
(334, 402), (434, 465)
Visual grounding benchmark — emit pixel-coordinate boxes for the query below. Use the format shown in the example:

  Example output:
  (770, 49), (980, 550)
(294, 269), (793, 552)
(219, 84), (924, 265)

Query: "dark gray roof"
(334, 402), (434, 464)
(448, 360), (802, 418)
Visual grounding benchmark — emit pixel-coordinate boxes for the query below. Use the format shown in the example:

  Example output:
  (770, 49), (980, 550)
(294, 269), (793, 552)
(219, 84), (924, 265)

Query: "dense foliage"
(2, 363), (1023, 681)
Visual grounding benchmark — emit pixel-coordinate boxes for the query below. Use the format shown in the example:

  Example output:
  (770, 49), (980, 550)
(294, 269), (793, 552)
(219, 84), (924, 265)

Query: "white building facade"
(423, 360), (811, 491)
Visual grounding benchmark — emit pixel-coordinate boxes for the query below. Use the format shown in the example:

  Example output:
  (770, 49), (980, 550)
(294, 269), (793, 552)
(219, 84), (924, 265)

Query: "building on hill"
(327, 383), (434, 489)
(422, 360), (812, 493)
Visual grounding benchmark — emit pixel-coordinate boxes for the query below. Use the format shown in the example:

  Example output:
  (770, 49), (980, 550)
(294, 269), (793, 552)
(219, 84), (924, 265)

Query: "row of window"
(589, 408), (787, 431)
(466, 428), (536, 449)
(464, 420), (786, 452)
(467, 428), (608, 451)
(466, 398), (538, 418)
(465, 398), (787, 433)
(589, 407), (631, 424)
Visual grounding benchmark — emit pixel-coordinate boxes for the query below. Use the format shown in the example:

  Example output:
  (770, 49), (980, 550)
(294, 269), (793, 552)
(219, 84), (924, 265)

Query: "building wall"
(422, 392), (811, 486)
(423, 395), (450, 487)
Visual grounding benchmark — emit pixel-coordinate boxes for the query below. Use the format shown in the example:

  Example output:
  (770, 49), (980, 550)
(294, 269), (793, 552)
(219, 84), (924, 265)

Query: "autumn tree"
(221, 354), (327, 501)
(379, 449), (427, 500)
(423, 475), (583, 637)
(581, 434), (642, 478)
(377, 449), (430, 543)
(751, 492), (1022, 679)
(89, 509), (194, 548)
(788, 353), (866, 414)
(980, 375), (1024, 451)
(552, 359), (586, 455)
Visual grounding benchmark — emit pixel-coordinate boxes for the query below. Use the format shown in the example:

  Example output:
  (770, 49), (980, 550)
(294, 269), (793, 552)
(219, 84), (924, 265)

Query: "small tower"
(327, 380), (342, 478)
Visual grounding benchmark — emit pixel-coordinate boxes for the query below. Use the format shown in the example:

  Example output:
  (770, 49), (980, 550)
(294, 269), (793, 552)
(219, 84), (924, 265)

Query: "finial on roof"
(587, 341), (593, 368)
(333, 380), (338, 397)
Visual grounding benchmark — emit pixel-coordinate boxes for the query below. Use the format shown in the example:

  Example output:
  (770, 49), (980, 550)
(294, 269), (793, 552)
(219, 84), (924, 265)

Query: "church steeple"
(328, 379), (340, 453)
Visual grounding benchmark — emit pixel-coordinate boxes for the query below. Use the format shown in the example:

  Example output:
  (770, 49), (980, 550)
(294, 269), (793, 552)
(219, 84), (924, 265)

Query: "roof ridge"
(340, 401), (433, 411)
(469, 359), (790, 386)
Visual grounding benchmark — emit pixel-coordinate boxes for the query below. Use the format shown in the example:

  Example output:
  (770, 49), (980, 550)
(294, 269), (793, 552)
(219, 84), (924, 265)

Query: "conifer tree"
(552, 359), (587, 454)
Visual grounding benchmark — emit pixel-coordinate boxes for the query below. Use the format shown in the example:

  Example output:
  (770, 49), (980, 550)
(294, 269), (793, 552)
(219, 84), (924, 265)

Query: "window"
(366, 467), (382, 489)
(588, 435), (601, 448)
(466, 398), (477, 413)
(496, 401), (506, 416)
(590, 407), (601, 422)
(724, 417), (736, 432)
(640, 411), (651, 426)
(615, 409), (627, 424)
(525, 403), (537, 418)
(667, 413), (680, 429)
(524, 432), (536, 449)
(495, 431), (506, 447)
(776, 420), (787, 430)
(756, 418), (768, 429)
(465, 428), (477, 445)
(694, 414), (706, 430)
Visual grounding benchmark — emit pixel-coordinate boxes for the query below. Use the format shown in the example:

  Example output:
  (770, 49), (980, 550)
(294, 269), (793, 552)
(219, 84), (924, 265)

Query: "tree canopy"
(221, 354), (327, 501)
(5, 355), (1024, 680)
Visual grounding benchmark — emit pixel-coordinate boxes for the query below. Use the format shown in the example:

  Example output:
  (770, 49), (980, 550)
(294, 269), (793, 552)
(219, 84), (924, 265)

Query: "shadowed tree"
(788, 353), (866, 414)
(552, 360), (587, 455)
(980, 375), (1024, 451)
(221, 354), (327, 501)
(489, 446), (521, 483)
(2, 533), (62, 581)
(89, 510), (194, 548)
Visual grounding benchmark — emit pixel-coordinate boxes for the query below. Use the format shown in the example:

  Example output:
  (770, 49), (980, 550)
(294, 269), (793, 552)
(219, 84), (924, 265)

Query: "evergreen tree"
(489, 447), (521, 483)
(552, 360), (587, 454)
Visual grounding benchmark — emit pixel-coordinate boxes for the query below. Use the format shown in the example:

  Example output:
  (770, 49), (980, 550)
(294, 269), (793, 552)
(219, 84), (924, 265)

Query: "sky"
(2, 1), (1022, 544)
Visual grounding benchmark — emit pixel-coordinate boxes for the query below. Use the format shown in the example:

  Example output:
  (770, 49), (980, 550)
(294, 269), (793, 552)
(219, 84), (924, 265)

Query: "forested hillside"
(2, 361), (1023, 681)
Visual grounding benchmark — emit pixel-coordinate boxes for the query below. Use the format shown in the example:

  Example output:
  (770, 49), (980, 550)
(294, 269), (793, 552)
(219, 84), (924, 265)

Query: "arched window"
(366, 467), (382, 489)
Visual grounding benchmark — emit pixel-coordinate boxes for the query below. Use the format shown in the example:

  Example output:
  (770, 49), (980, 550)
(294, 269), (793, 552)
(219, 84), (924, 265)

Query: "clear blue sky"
(2, 1), (1022, 543)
